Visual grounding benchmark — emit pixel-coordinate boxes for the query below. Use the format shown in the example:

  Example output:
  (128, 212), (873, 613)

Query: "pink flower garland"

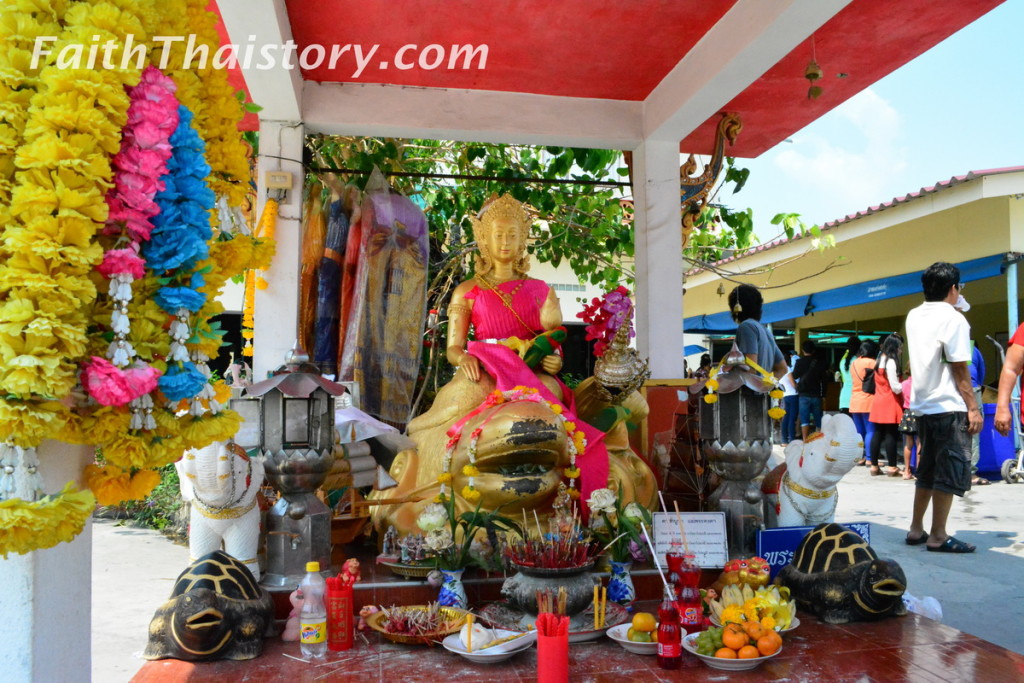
(82, 66), (178, 408)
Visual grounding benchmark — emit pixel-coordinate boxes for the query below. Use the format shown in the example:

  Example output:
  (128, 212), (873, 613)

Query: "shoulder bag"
(860, 361), (877, 395)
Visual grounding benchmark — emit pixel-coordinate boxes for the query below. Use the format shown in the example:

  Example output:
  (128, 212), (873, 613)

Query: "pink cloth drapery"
(464, 280), (609, 502)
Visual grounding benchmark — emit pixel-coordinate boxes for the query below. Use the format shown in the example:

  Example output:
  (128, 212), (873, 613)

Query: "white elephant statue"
(177, 441), (265, 580)
(776, 413), (863, 527)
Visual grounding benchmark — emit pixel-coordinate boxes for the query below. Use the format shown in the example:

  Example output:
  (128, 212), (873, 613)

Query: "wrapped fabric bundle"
(339, 170), (428, 428)
(313, 197), (350, 374)
(298, 193), (327, 353)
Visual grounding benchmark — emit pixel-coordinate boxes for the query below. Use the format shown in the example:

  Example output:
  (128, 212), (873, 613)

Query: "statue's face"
(485, 217), (525, 265)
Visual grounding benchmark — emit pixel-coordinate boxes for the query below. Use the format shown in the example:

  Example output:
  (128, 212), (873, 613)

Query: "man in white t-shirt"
(904, 262), (983, 554)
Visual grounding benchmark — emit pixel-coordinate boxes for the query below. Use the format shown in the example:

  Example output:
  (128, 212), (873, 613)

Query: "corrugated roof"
(689, 166), (1024, 274)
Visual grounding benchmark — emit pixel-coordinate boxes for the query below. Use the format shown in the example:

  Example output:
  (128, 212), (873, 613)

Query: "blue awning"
(683, 254), (1008, 333)
(806, 254), (1007, 315)
(684, 296), (811, 333)
(684, 344), (707, 356)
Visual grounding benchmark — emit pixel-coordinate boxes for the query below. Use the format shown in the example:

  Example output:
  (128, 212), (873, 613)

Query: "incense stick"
(672, 500), (691, 555)
(640, 522), (672, 594)
(658, 490), (669, 514)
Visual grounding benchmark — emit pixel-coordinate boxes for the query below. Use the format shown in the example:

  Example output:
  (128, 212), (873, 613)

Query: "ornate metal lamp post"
(230, 349), (348, 587)
(699, 346), (776, 559)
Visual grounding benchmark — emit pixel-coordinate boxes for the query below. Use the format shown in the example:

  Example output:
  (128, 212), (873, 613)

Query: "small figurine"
(358, 605), (379, 631)
(377, 525), (399, 563)
(281, 588), (303, 641)
(340, 558), (361, 588)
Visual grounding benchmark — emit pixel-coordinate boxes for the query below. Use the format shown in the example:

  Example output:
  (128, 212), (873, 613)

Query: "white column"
(253, 120), (304, 379)
(632, 140), (684, 378)
(0, 441), (93, 683)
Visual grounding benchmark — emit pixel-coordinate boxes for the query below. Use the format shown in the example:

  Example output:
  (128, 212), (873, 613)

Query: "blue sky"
(723, 1), (1023, 242)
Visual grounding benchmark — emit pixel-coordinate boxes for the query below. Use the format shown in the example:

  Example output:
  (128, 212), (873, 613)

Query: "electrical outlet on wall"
(265, 171), (293, 189)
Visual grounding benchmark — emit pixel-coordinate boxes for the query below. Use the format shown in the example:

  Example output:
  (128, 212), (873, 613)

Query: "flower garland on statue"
(703, 356), (787, 421)
(579, 285), (633, 357)
(437, 386), (587, 504)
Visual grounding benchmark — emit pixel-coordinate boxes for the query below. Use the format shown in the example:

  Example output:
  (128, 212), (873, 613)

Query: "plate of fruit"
(683, 622), (783, 671)
(605, 612), (658, 655)
(706, 584), (797, 632)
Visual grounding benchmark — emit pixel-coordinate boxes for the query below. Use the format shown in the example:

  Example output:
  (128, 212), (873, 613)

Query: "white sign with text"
(651, 512), (729, 569)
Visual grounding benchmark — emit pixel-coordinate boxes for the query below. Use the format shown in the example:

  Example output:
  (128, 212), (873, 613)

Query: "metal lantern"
(230, 351), (348, 588)
(699, 346), (777, 560)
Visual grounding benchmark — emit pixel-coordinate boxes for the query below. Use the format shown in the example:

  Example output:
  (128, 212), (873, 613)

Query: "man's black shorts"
(916, 412), (972, 496)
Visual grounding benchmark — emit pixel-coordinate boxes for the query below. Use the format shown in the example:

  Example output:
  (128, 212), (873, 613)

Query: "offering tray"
(478, 600), (629, 643)
(379, 560), (434, 578)
(366, 605), (468, 645)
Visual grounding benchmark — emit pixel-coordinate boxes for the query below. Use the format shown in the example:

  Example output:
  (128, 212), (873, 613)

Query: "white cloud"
(771, 88), (909, 220)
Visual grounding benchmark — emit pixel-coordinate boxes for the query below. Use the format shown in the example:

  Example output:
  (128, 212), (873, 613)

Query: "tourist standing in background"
(905, 262), (981, 554)
(849, 340), (879, 467)
(994, 322), (1024, 437)
(869, 333), (905, 477)
(969, 342), (990, 485)
(792, 340), (826, 439)
(780, 358), (799, 445)
(837, 336), (862, 415)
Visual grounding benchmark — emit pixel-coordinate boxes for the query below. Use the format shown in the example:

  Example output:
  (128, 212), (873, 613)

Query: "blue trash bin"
(979, 403), (1015, 475)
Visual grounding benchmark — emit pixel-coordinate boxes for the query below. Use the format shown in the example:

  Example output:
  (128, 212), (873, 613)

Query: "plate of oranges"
(682, 620), (783, 671)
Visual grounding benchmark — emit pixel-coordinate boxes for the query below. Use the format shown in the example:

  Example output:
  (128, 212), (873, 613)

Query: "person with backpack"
(849, 340), (879, 467)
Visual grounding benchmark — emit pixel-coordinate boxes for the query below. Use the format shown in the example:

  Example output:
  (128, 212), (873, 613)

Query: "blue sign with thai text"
(756, 522), (870, 580)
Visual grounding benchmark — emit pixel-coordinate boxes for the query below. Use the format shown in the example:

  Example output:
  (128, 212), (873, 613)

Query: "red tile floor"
(132, 607), (1024, 683)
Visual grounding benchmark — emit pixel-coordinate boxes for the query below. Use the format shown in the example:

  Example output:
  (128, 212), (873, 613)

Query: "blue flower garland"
(142, 105), (217, 404)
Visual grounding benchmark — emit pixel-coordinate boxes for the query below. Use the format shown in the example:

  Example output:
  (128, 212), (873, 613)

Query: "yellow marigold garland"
(0, 0), (263, 554)
(0, 482), (95, 558)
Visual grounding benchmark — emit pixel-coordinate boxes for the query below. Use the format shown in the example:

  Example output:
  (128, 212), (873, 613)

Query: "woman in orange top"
(869, 334), (906, 476)
(849, 340), (878, 467)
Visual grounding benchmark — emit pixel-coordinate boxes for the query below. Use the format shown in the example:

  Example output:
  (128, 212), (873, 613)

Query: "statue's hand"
(460, 354), (482, 382)
(541, 354), (563, 375)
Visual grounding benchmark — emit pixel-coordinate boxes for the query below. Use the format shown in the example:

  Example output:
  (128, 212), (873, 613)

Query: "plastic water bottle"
(299, 561), (327, 659)
(656, 585), (682, 670)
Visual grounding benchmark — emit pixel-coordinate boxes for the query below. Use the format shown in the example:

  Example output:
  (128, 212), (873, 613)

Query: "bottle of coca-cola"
(677, 552), (703, 634)
(656, 585), (682, 670)
(665, 541), (685, 600)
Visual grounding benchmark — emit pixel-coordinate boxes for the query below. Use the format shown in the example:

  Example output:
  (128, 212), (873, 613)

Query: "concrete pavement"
(91, 457), (1024, 681)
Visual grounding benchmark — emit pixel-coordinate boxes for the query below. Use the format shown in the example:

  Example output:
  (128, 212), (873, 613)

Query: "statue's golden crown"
(471, 193), (532, 233)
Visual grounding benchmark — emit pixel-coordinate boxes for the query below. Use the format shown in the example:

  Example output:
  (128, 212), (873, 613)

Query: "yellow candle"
(600, 587), (607, 629)
(467, 614), (474, 652)
(593, 585), (599, 631)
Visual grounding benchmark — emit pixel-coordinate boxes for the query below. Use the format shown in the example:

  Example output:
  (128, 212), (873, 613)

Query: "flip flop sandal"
(905, 532), (929, 546)
(886, 469), (901, 477)
(870, 467), (882, 476)
(972, 477), (991, 486)
(927, 537), (976, 553)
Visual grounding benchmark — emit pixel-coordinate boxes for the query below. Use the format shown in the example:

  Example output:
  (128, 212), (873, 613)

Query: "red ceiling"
(284, 0), (735, 100)
(678, 0), (1004, 156)
(218, 0), (1004, 156)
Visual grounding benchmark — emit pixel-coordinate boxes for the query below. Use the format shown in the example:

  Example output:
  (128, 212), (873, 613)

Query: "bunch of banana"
(707, 584), (795, 630)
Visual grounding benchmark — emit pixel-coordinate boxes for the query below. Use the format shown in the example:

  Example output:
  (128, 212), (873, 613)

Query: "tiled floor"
(132, 610), (1024, 682)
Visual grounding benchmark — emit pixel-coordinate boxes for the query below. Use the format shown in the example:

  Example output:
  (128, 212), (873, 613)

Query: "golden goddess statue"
(371, 195), (656, 536)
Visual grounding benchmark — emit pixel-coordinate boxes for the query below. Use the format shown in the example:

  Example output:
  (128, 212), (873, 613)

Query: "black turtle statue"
(143, 550), (274, 661)
(776, 523), (907, 624)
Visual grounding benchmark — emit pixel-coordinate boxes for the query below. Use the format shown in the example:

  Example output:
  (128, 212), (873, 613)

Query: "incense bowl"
(501, 565), (596, 617)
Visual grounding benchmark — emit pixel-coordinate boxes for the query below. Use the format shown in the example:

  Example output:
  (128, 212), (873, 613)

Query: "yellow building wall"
(683, 190), (1024, 388)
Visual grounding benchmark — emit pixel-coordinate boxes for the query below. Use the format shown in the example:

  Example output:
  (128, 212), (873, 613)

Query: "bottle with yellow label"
(299, 561), (327, 659)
